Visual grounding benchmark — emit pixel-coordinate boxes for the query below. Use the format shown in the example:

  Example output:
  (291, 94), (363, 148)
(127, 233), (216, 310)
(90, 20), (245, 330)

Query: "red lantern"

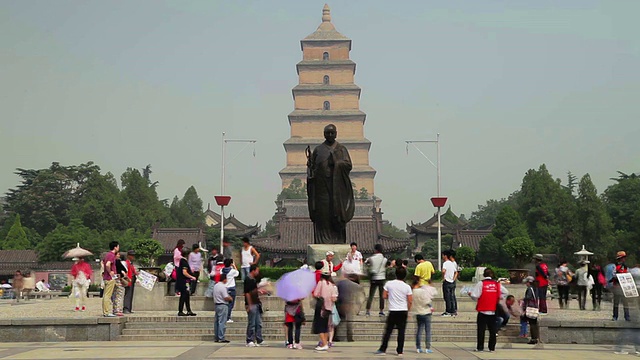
(430, 197), (448, 208)
(214, 196), (231, 206)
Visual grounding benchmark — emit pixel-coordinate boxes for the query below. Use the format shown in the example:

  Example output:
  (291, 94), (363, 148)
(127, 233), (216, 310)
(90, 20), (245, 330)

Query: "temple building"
(279, 4), (376, 197)
(253, 5), (408, 263)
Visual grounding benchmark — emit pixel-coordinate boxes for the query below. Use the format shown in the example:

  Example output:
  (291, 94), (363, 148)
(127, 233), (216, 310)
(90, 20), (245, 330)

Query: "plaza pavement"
(0, 341), (628, 360)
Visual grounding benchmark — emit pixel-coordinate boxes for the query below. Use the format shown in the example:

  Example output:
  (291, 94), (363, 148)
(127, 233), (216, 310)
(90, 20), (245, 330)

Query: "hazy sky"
(1, 1), (639, 228)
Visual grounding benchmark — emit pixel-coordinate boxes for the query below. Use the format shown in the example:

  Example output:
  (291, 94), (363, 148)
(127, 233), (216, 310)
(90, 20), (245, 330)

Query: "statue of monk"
(306, 124), (355, 244)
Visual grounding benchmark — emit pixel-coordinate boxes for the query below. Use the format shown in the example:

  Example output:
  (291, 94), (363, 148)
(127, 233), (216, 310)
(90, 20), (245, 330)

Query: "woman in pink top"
(173, 239), (185, 267)
(312, 272), (338, 351)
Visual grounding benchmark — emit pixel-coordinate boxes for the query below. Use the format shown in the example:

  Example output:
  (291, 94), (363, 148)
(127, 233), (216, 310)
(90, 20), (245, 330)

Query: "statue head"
(324, 124), (337, 144)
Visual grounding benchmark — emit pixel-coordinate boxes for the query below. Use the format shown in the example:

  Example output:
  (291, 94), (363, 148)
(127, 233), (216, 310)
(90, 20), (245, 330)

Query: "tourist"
(176, 247), (197, 316)
(589, 263), (605, 310)
(244, 264), (266, 347)
(469, 268), (509, 352)
(336, 273), (364, 342)
(412, 278), (437, 354)
(213, 273), (233, 343)
(441, 250), (459, 317)
(112, 253), (128, 316)
(522, 276), (540, 345)
(123, 250), (138, 314)
(188, 243), (203, 295)
(207, 248), (222, 274)
(241, 238), (261, 281)
(312, 269), (338, 351)
(365, 244), (388, 317)
(343, 242), (363, 276)
(497, 295), (521, 329)
(12, 270), (23, 302)
(314, 261), (323, 283)
(35, 279), (50, 292)
(284, 298), (305, 349)
(171, 239), (185, 295)
(533, 254), (550, 315)
(374, 267), (412, 356)
(554, 259), (573, 309)
(21, 271), (35, 300)
(222, 238), (233, 260)
(221, 258), (239, 323)
(414, 253), (435, 287)
(575, 260), (590, 310)
(102, 241), (119, 317)
(321, 251), (343, 275)
(611, 251), (630, 321)
(70, 256), (92, 311)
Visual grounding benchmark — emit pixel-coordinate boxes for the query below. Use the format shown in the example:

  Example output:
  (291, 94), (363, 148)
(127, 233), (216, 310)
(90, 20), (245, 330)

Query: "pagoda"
(279, 4), (377, 197)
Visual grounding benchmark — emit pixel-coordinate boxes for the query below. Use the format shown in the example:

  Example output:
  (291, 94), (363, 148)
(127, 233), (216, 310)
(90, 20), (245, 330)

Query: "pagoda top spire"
(303, 4), (349, 41)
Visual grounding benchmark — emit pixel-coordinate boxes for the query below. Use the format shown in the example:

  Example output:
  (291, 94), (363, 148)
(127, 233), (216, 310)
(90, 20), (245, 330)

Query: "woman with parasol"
(71, 257), (92, 311)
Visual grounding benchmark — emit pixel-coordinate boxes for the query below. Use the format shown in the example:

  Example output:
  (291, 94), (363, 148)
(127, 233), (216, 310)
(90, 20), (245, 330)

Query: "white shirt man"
(376, 268), (413, 356)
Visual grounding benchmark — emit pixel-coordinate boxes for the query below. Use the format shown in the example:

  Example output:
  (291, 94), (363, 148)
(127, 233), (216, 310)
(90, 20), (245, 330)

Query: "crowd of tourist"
(100, 241), (139, 317)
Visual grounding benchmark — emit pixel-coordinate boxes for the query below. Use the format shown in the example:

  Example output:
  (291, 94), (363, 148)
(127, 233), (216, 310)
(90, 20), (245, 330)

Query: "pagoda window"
(323, 101), (330, 110)
(323, 52), (329, 61)
(323, 75), (330, 85)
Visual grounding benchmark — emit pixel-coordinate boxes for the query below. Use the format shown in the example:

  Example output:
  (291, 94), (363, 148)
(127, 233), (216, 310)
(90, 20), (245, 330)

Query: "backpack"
(211, 263), (225, 283)
(604, 263), (616, 289)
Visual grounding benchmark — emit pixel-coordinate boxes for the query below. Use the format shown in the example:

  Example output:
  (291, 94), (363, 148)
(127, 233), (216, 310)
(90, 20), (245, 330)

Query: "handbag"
(525, 288), (539, 320)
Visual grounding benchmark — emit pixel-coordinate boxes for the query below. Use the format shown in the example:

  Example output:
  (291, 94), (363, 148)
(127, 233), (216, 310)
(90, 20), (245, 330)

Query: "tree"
(277, 179), (307, 200)
(37, 218), (105, 262)
(603, 173), (640, 261)
(576, 174), (614, 259)
(468, 192), (521, 229)
(120, 167), (171, 231)
(565, 171), (578, 196)
(455, 246), (476, 267)
(169, 186), (204, 228)
(503, 236), (536, 268)
(492, 206), (523, 241)
(420, 234), (453, 259)
(356, 187), (370, 200)
(3, 214), (30, 250)
(477, 234), (506, 267)
(130, 237), (164, 267)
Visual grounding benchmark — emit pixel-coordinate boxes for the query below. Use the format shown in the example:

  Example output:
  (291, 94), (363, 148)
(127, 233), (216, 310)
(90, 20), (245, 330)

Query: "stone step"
(123, 322), (483, 330)
(117, 334), (494, 342)
(121, 327), (510, 337)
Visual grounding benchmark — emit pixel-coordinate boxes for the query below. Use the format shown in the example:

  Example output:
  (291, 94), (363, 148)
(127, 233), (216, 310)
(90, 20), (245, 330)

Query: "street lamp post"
(406, 134), (445, 269)
(218, 132), (257, 254)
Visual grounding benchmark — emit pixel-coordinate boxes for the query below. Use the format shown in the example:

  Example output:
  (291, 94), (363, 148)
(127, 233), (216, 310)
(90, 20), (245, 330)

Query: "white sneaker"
(246, 342), (256, 347)
(226, 319), (234, 323)
(294, 343), (303, 350)
(614, 351), (629, 355)
(256, 342), (268, 347)
(315, 345), (329, 351)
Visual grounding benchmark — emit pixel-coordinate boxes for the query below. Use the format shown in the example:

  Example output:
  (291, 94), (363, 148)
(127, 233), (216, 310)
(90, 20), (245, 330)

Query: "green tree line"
(0, 162), (205, 263)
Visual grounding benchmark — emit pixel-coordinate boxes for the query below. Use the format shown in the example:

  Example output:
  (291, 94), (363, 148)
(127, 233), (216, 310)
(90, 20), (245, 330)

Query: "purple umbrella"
(276, 268), (317, 302)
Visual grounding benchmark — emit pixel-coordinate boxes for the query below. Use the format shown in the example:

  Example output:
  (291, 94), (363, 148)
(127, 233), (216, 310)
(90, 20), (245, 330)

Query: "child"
(412, 278), (437, 353)
(314, 261), (324, 283)
(284, 299), (305, 349)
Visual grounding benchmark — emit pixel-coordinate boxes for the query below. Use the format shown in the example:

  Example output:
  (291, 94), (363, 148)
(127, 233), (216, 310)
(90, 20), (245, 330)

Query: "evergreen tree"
(3, 214), (30, 250)
(576, 174), (614, 260)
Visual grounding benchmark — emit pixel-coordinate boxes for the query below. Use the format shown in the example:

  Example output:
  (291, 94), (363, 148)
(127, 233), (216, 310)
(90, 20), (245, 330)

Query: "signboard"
(136, 270), (157, 291)
(616, 273), (639, 298)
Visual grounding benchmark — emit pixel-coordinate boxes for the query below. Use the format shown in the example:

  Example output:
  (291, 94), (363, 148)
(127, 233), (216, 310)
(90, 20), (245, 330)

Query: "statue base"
(307, 244), (351, 275)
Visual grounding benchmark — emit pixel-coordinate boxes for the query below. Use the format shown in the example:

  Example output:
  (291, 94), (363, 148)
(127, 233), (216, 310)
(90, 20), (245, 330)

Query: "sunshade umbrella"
(275, 268), (317, 302)
(62, 243), (93, 259)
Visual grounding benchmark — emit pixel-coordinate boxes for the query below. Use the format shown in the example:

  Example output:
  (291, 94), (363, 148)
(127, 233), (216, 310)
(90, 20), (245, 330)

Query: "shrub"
(258, 266), (299, 280)
(503, 236), (535, 268)
(458, 267), (476, 282)
(455, 246), (476, 267)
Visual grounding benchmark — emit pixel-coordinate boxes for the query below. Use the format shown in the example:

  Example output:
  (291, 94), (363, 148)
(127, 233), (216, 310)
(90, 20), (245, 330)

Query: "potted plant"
(131, 238), (165, 278)
(503, 236), (536, 284)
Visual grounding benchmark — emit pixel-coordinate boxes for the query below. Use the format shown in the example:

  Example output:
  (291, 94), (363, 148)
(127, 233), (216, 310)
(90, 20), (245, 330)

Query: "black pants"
(537, 286), (548, 313)
(476, 313), (498, 351)
(378, 311), (408, 354)
(591, 284), (602, 309)
(366, 280), (385, 312)
(190, 272), (200, 295)
(286, 322), (302, 344)
(527, 317), (540, 340)
(179, 290), (192, 313)
(557, 285), (570, 307)
(123, 283), (135, 313)
(577, 286), (587, 310)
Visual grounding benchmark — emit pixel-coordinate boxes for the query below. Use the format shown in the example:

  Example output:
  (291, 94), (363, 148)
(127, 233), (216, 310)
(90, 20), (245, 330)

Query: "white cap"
(326, 251), (334, 256)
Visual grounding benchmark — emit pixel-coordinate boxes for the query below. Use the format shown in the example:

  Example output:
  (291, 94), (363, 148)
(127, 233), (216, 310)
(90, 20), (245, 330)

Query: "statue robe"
(307, 141), (355, 244)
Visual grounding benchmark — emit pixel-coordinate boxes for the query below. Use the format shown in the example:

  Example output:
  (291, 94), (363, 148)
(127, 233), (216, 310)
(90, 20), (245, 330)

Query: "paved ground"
(0, 341), (634, 360)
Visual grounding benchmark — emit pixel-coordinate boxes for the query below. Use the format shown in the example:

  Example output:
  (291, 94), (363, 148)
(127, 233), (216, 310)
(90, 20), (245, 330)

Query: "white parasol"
(62, 243), (93, 259)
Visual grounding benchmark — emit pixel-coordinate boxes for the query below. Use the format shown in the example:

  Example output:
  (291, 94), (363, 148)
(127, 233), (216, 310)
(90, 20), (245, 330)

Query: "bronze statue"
(306, 124), (355, 244)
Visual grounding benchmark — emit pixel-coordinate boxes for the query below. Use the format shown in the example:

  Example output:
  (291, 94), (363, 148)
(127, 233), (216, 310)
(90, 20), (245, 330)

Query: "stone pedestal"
(307, 244), (351, 274)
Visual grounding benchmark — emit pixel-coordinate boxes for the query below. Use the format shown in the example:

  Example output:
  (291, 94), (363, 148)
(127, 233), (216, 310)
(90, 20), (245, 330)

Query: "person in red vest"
(533, 254), (549, 315)
(123, 250), (139, 314)
(469, 268), (509, 353)
(611, 251), (630, 321)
